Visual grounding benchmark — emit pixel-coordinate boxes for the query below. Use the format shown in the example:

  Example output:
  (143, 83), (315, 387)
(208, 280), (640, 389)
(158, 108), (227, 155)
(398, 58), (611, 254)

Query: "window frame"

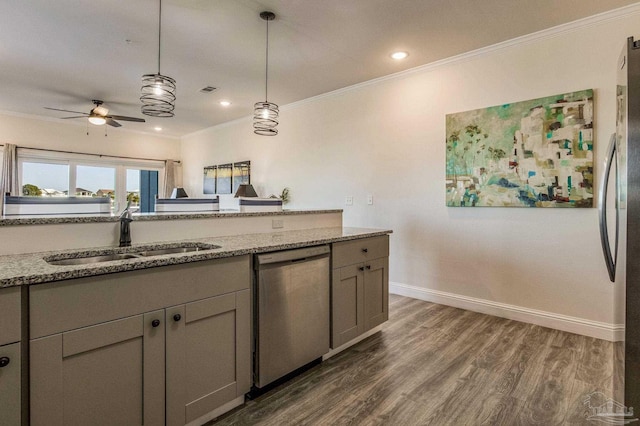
(18, 149), (165, 214)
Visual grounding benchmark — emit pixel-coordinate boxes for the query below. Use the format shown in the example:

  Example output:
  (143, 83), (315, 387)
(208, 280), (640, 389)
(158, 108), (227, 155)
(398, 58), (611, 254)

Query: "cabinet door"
(331, 263), (365, 348)
(364, 257), (389, 331)
(30, 312), (165, 426)
(166, 289), (250, 426)
(0, 342), (20, 426)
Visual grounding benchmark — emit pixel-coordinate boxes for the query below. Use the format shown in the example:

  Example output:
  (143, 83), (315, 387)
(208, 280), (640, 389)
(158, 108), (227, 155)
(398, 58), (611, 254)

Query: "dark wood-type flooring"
(210, 295), (622, 426)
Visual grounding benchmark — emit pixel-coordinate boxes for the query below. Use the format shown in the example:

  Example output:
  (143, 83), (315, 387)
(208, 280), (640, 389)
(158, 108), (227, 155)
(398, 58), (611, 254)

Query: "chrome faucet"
(119, 201), (133, 247)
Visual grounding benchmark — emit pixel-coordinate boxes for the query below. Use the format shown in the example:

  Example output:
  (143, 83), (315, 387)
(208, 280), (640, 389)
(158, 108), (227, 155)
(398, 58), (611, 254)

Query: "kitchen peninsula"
(0, 209), (391, 426)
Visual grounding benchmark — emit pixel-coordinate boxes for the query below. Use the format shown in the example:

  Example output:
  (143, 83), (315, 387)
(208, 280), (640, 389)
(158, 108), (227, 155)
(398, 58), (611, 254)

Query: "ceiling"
(0, 0), (637, 138)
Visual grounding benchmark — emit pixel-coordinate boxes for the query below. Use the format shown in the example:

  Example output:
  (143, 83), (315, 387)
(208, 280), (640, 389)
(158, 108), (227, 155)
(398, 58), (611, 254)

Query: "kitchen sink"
(44, 243), (222, 265)
(46, 253), (141, 266)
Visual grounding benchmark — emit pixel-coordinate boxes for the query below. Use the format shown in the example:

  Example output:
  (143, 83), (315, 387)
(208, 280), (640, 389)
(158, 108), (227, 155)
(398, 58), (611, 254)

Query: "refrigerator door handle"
(598, 133), (618, 282)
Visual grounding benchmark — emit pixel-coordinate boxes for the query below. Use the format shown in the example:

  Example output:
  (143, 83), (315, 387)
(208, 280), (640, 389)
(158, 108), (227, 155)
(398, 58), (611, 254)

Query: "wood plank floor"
(209, 295), (622, 426)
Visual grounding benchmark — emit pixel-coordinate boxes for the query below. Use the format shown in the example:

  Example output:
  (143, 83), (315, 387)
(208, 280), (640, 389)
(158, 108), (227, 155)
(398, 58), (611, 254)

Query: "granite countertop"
(0, 227), (392, 288)
(0, 208), (343, 226)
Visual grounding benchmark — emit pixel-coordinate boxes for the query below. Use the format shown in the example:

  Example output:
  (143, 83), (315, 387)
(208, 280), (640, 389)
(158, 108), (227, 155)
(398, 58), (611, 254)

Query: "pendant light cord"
(157, 0), (162, 74)
(265, 17), (269, 102)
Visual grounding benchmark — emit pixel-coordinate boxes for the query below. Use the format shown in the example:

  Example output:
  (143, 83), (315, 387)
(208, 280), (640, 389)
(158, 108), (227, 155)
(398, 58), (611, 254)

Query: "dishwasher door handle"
(256, 245), (330, 267)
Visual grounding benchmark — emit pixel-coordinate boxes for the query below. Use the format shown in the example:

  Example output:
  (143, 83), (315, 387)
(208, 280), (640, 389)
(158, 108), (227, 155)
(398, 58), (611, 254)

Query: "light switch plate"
(367, 195), (373, 205)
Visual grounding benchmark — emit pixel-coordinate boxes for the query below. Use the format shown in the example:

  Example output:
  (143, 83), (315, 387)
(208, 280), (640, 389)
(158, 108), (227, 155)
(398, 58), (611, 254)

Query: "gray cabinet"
(29, 256), (251, 426)
(331, 236), (389, 348)
(166, 290), (250, 426)
(30, 312), (165, 426)
(0, 287), (22, 426)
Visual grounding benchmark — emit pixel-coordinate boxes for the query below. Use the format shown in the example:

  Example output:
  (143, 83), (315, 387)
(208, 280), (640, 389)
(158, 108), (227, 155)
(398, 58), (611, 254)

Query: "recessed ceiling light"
(391, 51), (409, 60)
(154, 126), (162, 131)
(220, 101), (231, 107)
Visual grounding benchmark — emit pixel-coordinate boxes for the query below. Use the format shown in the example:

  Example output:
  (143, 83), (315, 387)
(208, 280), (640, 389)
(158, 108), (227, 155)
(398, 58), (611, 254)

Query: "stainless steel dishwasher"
(254, 245), (330, 389)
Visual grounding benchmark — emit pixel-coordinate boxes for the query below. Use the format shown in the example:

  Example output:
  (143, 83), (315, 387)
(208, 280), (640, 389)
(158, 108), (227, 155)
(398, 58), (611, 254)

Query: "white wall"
(182, 8), (640, 336)
(0, 112), (180, 161)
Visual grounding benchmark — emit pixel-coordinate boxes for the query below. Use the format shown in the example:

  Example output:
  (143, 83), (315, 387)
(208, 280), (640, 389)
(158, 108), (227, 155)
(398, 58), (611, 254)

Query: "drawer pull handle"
(173, 314), (182, 322)
(151, 319), (161, 328)
(362, 248), (369, 253)
(0, 357), (10, 368)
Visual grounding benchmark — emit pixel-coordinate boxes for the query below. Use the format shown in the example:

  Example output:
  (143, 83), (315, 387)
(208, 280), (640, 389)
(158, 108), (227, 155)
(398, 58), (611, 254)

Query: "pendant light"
(253, 11), (279, 136)
(140, 0), (176, 117)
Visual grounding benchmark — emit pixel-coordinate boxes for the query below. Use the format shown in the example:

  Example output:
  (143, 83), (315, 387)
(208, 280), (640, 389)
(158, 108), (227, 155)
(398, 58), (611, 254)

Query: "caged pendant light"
(253, 11), (279, 136)
(141, 0), (176, 117)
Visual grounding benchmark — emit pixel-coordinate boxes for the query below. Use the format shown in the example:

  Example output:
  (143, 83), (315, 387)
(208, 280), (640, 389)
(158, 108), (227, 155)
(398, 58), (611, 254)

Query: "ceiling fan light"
(88, 115), (106, 125)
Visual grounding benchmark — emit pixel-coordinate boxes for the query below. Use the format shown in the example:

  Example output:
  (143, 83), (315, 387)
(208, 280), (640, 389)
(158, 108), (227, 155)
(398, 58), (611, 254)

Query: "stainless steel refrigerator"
(599, 36), (640, 410)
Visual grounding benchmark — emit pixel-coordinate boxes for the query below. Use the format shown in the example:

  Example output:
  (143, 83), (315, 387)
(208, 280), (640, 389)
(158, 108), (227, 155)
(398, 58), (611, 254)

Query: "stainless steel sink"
(44, 243), (222, 265)
(46, 253), (141, 266)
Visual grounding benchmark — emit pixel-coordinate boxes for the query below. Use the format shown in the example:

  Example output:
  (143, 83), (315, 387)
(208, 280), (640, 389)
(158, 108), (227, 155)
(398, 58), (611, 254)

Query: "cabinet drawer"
(332, 235), (389, 269)
(0, 287), (21, 346)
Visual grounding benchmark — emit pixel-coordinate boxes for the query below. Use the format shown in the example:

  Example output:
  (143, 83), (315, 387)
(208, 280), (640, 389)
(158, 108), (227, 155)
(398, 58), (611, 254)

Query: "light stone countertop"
(0, 227), (392, 288)
(0, 208), (342, 226)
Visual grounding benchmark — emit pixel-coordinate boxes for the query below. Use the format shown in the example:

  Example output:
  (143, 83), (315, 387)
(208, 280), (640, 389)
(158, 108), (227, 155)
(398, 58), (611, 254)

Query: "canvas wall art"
(232, 161), (251, 194)
(203, 166), (217, 194)
(216, 163), (233, 194)
(445, 89), (594, 207)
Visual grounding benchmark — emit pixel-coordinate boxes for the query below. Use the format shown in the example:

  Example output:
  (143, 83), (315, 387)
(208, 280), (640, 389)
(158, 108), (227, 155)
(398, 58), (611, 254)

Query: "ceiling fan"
(44, 100), (145, 127)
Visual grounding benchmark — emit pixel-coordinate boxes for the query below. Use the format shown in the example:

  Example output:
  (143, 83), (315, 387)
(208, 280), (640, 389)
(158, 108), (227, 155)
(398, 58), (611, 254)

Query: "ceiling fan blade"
(44, 107), (88, 115)
(60, 116), (87, 119)
(106, 118), (122, 127)
(108, 115), (145, 123)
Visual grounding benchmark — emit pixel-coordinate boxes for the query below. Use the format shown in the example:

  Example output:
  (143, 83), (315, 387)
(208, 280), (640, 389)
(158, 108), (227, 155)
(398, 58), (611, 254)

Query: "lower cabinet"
(29, 256), (251, 426)
(0, 286), (22, 426)
(331, 236), (389, 348)
(166, 290), (251, 426)
(30, 312), (165, 426)
(0, 342), (21, 426)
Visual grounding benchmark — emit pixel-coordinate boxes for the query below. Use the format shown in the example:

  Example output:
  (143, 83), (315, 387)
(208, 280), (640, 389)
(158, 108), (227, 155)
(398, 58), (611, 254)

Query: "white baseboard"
(389, 282), (624, 342)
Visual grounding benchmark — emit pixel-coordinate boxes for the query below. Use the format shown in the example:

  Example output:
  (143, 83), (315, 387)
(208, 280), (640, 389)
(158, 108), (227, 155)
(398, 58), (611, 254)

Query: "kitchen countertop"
(0, 208), (342, 226)
(0, 227), (391, 288)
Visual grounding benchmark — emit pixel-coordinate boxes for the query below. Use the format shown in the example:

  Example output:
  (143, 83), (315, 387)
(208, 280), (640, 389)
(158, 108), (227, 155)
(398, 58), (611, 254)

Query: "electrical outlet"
(272, 219), (284, 229)
(367, 195), (373, 205)
(345, 196), (353, 206)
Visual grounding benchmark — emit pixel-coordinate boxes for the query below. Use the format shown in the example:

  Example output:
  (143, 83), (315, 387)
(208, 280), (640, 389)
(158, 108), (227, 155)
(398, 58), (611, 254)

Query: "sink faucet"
(119, 201), (133, 247)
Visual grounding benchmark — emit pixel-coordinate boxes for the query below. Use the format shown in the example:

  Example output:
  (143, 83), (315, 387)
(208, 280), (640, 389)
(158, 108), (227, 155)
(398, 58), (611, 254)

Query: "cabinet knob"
(366, 265), (371, 270)
(0, 357), (10, 368)
(359, 266), (365, 271)
(151, 319), (161, 328)
(173, 314), (182, 322)
(362, 248), (369, 253)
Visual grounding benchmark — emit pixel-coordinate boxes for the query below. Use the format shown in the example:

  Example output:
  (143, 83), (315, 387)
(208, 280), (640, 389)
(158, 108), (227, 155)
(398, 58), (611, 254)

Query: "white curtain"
(0, 143), (19, 214)
(163, 160), (182, 198)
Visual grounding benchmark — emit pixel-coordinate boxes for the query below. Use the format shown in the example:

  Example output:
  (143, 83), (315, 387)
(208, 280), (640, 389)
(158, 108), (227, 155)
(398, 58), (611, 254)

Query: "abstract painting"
(446, 90), (594, 207)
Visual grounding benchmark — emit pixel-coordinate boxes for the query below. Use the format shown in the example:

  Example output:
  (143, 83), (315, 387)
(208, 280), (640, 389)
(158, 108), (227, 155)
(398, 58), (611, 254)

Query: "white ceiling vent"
(199, 86), (218, 93)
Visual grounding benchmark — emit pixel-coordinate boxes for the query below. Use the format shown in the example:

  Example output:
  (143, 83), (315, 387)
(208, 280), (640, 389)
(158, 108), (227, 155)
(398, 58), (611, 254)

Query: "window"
(22, 161), (70, 196)
(18, 149), (164, 215)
